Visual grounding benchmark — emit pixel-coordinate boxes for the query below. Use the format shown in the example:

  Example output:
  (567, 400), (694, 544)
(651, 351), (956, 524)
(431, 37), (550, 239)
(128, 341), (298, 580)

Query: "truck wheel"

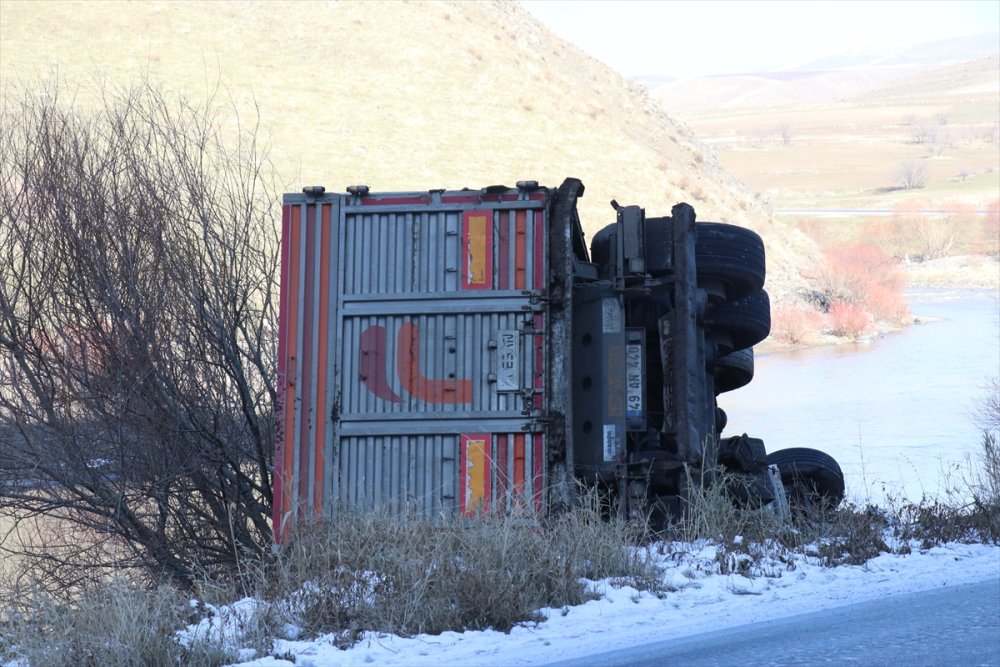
(714, 347), (754, 394)
(706, 289), (771, 352)
(696, 222), (766, 302)
(766, 447), (845, 511)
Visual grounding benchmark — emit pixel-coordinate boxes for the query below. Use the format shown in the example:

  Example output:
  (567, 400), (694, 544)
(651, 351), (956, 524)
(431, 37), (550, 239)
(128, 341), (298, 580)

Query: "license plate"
(626, 343), (643, 419)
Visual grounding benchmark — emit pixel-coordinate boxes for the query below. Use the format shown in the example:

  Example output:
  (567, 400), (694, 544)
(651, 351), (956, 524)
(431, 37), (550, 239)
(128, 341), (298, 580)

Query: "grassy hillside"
(672, 54), (1000, 213)
(5, 0), (991, 306)
(1, 1), (777, 241)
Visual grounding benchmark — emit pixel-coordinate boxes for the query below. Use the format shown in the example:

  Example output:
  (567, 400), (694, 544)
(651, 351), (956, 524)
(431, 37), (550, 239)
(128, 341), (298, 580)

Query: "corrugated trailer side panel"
(275, 199), (340, 540)
(275, 188), (552, 539)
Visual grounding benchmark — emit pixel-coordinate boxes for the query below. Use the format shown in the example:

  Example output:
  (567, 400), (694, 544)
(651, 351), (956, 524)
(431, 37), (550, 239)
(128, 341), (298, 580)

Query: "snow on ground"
(209, 541), (1000, 667)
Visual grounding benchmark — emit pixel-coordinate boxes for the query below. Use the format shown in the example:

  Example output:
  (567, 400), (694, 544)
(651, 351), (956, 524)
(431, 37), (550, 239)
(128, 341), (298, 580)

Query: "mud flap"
(765, 464), (790, 520)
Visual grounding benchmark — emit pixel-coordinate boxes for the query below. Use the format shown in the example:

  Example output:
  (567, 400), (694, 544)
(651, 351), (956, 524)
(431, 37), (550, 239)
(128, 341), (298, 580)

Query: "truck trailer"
(273, 178), (844, 538)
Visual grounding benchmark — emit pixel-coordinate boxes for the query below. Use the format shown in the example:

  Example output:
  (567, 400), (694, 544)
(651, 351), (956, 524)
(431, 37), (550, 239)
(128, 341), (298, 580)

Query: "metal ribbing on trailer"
(340, 311), (533, 416)
(277, 190), (553, 525)
(337, 434), (458, 517)
(275, 200), (341, 538)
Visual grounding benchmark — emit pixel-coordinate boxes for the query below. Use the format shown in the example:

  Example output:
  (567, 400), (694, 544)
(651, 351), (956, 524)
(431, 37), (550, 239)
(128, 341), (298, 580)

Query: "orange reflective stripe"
(460, 434), (491, 516)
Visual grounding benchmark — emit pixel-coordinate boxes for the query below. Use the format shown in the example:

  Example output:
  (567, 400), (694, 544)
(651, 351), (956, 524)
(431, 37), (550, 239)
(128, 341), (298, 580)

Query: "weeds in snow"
(2, 436), (998, 663)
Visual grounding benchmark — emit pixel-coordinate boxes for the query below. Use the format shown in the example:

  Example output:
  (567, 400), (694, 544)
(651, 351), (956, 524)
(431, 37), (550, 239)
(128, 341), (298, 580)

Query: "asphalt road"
(544, 578), (1000, 667)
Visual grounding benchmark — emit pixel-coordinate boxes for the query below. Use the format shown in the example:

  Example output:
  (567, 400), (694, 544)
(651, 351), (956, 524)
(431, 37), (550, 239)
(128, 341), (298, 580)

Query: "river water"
(719, 288), (1000, 504)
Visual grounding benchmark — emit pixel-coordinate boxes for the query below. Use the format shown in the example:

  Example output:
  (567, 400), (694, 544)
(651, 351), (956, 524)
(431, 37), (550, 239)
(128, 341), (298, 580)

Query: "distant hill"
(796, 33), (1000, 70)
(0, 0), (820, 297)
(854, 53), (1000, 101)
(651, 67), (924, 112)
(648, 33), (999, 112)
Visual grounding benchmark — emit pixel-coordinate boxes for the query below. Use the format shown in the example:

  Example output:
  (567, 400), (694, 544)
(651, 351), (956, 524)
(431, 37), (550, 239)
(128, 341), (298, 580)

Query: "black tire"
(696, 222), (766, 302)
(766, 447), (845, 510)
(706, 289), (771, 352)
(714, 347), (754, 394)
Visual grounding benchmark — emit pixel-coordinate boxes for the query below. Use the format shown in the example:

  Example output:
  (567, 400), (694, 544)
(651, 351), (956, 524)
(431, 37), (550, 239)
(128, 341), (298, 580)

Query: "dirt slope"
(0, 0), (814, 297)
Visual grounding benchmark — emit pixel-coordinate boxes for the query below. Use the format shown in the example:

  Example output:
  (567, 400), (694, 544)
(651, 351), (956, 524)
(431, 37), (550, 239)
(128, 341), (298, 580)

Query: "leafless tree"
(776, 122), (793, 145)
(0, 79), (280, 591)
(893, 160), (928, 190)
(909, 122), (932, 145)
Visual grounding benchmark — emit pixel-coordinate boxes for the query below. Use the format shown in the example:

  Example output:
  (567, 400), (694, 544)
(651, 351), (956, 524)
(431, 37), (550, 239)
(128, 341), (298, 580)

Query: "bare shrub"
(776, 122), (793, 145)
(827, 301), (872, 339)
(908, 121), (931, 144)
(898, 200), (970, 259)
(893, 159), (928, 189)
(790, 503), (890, 567)
(770, 302), (824, 345)
(0, 78), (279, 591)
(975, 377), (1000, 438)
(867, 218), (911, 260)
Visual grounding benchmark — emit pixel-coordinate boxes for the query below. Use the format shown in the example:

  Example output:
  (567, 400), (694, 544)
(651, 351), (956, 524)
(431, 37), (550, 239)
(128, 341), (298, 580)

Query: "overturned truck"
(273, 178), (844, 538)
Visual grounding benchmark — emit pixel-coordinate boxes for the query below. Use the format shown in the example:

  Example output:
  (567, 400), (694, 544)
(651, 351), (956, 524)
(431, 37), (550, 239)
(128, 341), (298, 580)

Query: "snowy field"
(180, 541), (1000, 667)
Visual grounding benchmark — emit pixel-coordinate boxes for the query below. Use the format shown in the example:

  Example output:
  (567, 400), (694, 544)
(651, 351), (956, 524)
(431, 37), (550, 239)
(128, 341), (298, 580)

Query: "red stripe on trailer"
(513, 433), (526, 498)
(313, 204), (332, 514)
(279, 204), (302, 538)
(497, 212), (510, 290)
(360, 196), (431, 206)
(533, 209), (545, 290)
(534, 313), (544, 412)
(533, 434), (544, 514)
(297, 207), (316, 513)
(514, 210), (527, 290)
(441, 195), (480, 204)
(496, 434), (509, 510)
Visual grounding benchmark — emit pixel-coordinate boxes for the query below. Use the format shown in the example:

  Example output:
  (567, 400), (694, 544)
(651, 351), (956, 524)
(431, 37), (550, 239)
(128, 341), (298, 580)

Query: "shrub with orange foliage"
(986, 199), (1000, 256)
(864, 283), (911, 324)
(771, 302), (825, 345)
(809, 243), (905, 305)
(828, 301), (873, 340)
(804, 242), (909, 328)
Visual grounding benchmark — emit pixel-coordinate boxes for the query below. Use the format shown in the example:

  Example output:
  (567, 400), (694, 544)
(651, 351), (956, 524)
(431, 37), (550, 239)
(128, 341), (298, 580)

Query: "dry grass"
(251, 500), (662, 645)
(2, 579), (235, 667)
(679, 69), (1000, 213)
(5, 441), (999, 664)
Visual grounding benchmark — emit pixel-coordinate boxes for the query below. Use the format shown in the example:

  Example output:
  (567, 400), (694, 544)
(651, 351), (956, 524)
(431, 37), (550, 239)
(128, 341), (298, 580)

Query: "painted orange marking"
(463, 210), (492, 289)
(513, 433), (526, 498)
(397, 322), (472, 404)
(461, 434), (491, 516)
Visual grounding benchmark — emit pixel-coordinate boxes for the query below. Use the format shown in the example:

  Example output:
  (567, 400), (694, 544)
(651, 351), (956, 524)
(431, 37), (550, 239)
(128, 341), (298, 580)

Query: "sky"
(520, 0), (1000, 78)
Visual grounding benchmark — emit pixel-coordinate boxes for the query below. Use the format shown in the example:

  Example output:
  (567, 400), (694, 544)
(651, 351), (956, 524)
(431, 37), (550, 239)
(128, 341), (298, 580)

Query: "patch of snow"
(215, 541), (999, 667)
